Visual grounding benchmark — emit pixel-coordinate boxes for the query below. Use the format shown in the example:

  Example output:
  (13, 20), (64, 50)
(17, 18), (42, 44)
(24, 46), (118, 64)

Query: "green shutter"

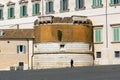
(38, 3), (40, 14)
(1, 9), (3, 19)
(60, 0), (63, 12)
(66, 0), (68, 10)
(118, 0), (120, 4)
(51, 2), (53, 12)
(98, 0), (102, 7)
(113, 28), (116, 41)
(95, 30), (98, 42)
(76, 0), (79, 9)
(81, 0), (85, 8)
(46, 2), (49, 13)
(116, 28), (119, 41)
(92, 0), (96, 8)
(8, 8), (10, 19)
(12, 8), (14, 18)
(113, 28), (119, 42)
(20, 6), (23, 17)
(95, 29), (101, 43)
(32, 4), (35, 15)
(118, 28), (120, 41)
(119, 28), (120, 41)
(98, 29), (101, 42)
(24, 6), (27, 16)
(0, 9), (3, 19)
(110, 0), (114, 5)
(0, 10), (1, 19)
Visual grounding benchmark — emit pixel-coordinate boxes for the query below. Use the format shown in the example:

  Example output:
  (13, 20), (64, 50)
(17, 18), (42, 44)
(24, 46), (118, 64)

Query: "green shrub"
(57, 30), (62, 41)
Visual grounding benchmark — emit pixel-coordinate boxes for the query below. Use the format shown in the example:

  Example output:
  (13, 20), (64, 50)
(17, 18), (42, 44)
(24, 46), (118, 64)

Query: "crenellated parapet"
(34, 16), (92, 25)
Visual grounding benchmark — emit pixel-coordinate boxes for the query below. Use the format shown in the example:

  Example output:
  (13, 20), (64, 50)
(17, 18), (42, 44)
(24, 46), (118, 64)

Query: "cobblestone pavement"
(0, 65), (120, 80)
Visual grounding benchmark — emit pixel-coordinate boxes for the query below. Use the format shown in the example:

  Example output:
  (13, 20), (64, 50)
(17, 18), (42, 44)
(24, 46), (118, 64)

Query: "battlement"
(34, 16), (90, 25)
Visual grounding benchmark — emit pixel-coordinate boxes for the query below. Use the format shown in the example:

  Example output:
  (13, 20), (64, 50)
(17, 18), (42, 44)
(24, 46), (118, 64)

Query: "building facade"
(0, 0), (120, 66)
(0, 29), (34, 70)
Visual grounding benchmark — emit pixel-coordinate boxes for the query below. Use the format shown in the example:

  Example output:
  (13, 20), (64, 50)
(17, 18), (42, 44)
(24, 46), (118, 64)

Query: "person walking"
(70, 59), (74, 68)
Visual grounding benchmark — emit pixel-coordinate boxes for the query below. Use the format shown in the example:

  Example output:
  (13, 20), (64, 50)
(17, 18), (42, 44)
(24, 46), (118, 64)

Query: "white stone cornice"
(7, 1), (15, 6)
(19, 0), (28, 4)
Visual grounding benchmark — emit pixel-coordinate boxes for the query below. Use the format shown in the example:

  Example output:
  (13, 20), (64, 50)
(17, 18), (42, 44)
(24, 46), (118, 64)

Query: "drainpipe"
(31, 53), (34, 70)
(41, 0), (44, 16)
(105, 0), (108, 48)
(31, 39), (34, 70)
(27, 39), (29, 70)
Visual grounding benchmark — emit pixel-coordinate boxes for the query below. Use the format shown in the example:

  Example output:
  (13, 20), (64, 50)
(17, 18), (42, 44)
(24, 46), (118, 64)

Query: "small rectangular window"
(115, 51), (120, 58)
(17, 45), (26, 53)
(96, 52), (101, 58)
(60, 44), (65, 48)
(19, 62), (24, 66)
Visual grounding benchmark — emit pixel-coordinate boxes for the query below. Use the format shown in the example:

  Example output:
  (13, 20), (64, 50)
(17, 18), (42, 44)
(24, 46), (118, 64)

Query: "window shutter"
(98, 0), (102, 6)
(20, 6), (23, 17)
(92, 0), (96, 8)
(119, 28), (120, 41)
(24, 6), (27, 16)
(12, 8), (14, 18)
(1, 9), (3, 19)
(118, 0), (120, 4)
(38, 3), (40, 14)
(113, 28), (118, 41)
(60, 0), (63, 12)
(51, 2), (53, 12)
(17, 45), (19, 53)
(0, 10), (1, 19)
(66, 0), (68, 10)
(115, 28), (119, 41)
(46, 2), (49, 13)
(80, 0), (84, 8)
(96, 30), (99, 42)
(113, 28), (116, 41)
(95, 30), (98, 42)
(0, 9), (3, 19)
(95, 29), (101, 43)
(23, 45), (26, 53)
(110, 0), (114, 5)
(32, 4), (35, 15)
(98, 29), (101, 42)
(76, 0), (79, 9)
(117, 28), (119, 41)
(8, 8), (10, 18)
